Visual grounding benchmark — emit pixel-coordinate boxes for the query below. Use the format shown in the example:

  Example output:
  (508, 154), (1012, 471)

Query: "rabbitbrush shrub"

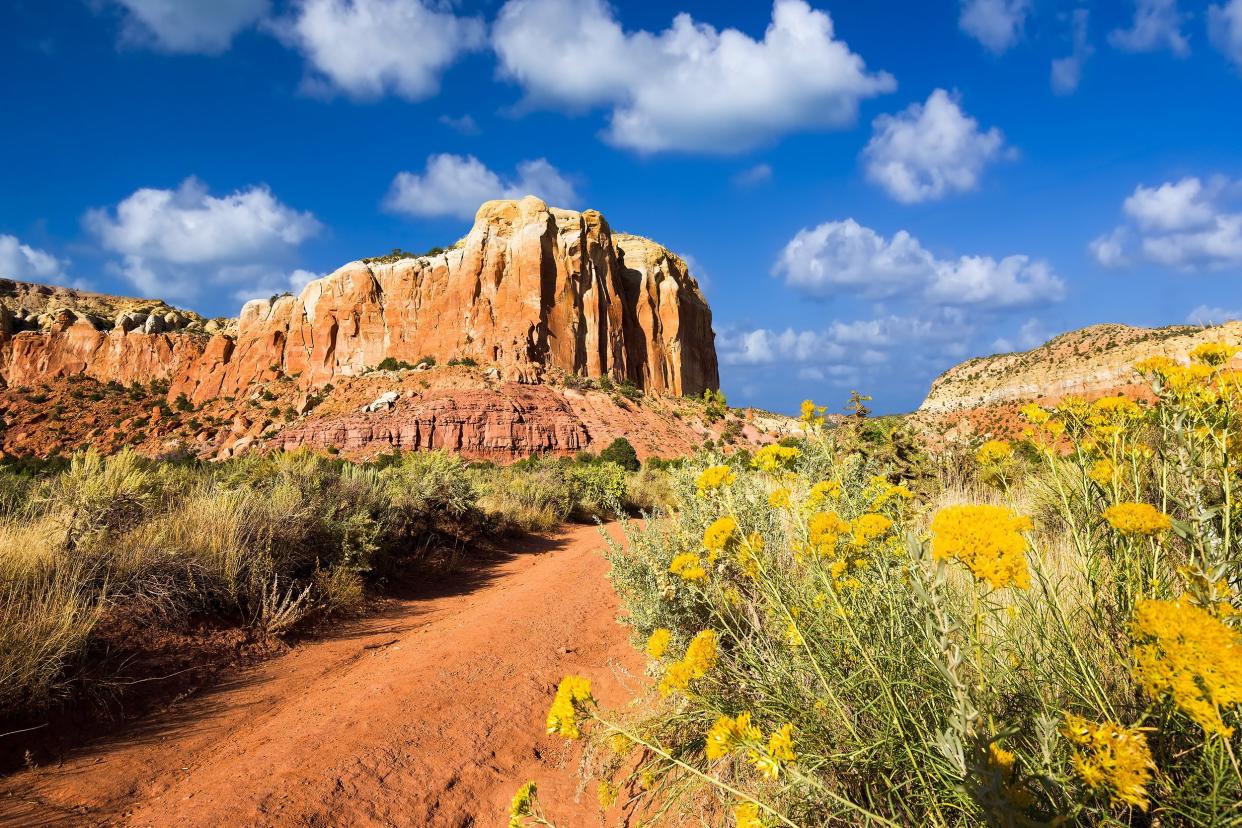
(535, 351), (1242, 827)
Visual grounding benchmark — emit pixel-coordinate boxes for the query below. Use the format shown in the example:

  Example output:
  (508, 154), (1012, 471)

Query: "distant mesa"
(0, 198), (750, 461)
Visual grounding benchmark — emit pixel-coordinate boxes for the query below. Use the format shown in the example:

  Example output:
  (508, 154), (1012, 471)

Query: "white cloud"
(277, 0), (485, 101)
(383, 154), (578, 219)
(1210, 0), (1242, 69)
(718, 310), (973, 390)
(230, 267), (323, 302)
(1123, 177), (1218, 231)
(733, 164), (774, 188)
(774, 218), (1064, 309)
(862, 89), (1009, 203)
(84, 177), (321, 299)
(107, 0), (269, 54)
(492, 0), (894, 154)
(1188, 304), (1242, 324)
(1089, 227), (1130, 267)
(0, 235), (69, 282)
(1093, 176), (1242, 269)
(959, 0), (1030, 53)
(439, 114), (480, 135)
(1051, 9), (1093, 94)
(1109, 0), (1189, 56)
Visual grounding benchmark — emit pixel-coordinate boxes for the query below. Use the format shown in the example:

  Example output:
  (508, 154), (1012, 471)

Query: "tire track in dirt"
(0, 523), (644, 827)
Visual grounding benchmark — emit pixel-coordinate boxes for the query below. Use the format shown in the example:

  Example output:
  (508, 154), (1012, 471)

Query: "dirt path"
(0, 523), (645, 827)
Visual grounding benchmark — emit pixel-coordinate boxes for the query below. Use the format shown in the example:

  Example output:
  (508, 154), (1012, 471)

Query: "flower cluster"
(546, 675), (594, 739)
(670, 551), (707, 581)
(705, 711), (796, 779)
(734, 802), (764, 828)
(752, 444), (801, 474)
(658, 629), (718, 696)
(1087, 458), (1116, 486)
(1130, 598), (1242, 736)
(805, 480), (842, 509)
(1061, 714), (1154, 810)
(975, 439), (1013, 465)
(850, 513), (893, 546)
(645, 627), (671, 659)
(1189, 341), (1239, 367)
(799, 399), (827, 427)
(807, 511), (848, 557)
(703, 516), (738, 552)
(696, 464), (736, 496)
(930, 504), (1032, 590)
(508, 781), (537, 828)
(1102, 502), (1171, 537)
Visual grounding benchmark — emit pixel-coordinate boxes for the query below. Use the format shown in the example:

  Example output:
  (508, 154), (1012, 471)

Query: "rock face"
(919, 321), (1242, 414)
(170, 196), (718, 404)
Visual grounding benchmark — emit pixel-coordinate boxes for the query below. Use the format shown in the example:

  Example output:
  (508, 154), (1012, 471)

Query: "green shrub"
(598, 437), (640, 471)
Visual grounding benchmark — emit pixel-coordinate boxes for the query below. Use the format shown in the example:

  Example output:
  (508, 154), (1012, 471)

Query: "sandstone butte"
(0, 197), (764, 460)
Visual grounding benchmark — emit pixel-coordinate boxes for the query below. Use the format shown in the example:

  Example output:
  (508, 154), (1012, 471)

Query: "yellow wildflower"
(703, 516), (738, 551)
(645, 628), (672, 659)
(1045, 418), (1066, 436)
(1103, 502), (1171, 536)
(930, 504), (1032, 590)
(752, 444), (801, 473)
(546, 676), (593, 739)
(1089, 395), (1143, 421)
(657, 661), (694, 697)
(1131, 598), (1242, 736)
(766, 724), (795, 762)
(799, 399), (827, 426)
(508, 781), (537, 828)
(1189, 342), (1239, 367)
(695, 464), (736, 495)
(724, 586), (743, 607)
(608, 732), (631, 755)
(734, 802), (765, 828)
(1062, 714), (1155, 810)
(706, 711), (761, 759)
(683, 629), (718, 678)
(597, 780), (617, 809)
(1088, 458), (1116, 486)
(785, 621), (804, 647)
(669, 551), (707, 581)
(976, 439), (1013, 464)
(1019, 402), (1051, 424)
(747, 725), (795, 780)
(639, 770), (656, 790)
(767, 487), (791, 508)
(807, 511), (848, 555)
(850, 513), (893, 546)
(988, 743), (1016, 776)
(806, 480), (843, 508)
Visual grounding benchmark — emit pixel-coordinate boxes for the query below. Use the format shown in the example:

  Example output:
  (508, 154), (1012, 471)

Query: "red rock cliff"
(169, 196), (718, 403)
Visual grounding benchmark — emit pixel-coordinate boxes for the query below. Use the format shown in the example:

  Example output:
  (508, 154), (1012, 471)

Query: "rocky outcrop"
(919, 321), (1242, 414)
(274, 384), (591, 458)
(169, 197), (718, 404)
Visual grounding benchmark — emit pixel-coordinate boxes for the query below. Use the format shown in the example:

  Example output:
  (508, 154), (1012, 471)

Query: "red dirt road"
(0, 524), (645, 827)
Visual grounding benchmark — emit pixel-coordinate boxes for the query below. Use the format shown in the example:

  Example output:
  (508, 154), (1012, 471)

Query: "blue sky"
(2, 0), (1241, 413)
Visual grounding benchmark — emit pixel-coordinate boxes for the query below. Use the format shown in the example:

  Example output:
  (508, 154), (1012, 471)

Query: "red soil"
(0, 524), (645, 827)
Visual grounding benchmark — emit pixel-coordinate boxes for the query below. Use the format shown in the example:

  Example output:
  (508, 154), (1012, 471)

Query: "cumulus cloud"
(492, 0), (894, 154)
(1092, 176), (1242, 269)
(106, 0), (269, 54)
(862, 89), (1009, 203)
(1051, 9), (1093, 94)
(383, 154), (578, 219)
(1109, 0), (1189, 56)
(1211, 0), (1242, 68)
(84, 177), (321, 299)
(958, 0), (1030, 53)
(774, 218), (1064, 309)
(1187, 304), (1242, 324)
(276, 0), (485, 101)
(0, 235), (69, 282)
(718, 310), (973, 394)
